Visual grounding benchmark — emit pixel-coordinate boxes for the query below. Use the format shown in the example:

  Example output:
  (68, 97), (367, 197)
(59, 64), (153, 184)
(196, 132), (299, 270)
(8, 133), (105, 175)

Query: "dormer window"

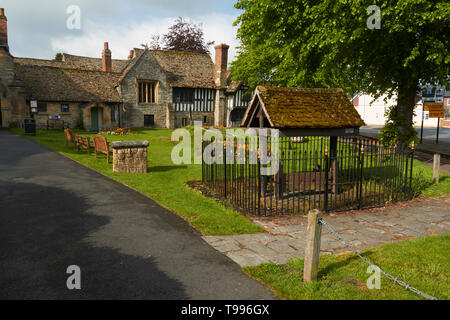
(138, 81), (158, 104)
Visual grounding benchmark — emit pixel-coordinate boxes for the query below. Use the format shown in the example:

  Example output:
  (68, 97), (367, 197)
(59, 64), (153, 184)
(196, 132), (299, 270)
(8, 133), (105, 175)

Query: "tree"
(147, 17), (214, 54)
(54, 53), (63, 61)
(231, 0), (449, 144)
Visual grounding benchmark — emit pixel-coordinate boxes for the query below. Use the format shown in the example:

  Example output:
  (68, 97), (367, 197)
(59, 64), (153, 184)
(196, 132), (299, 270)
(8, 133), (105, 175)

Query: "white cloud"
(50, 13), (240, 62)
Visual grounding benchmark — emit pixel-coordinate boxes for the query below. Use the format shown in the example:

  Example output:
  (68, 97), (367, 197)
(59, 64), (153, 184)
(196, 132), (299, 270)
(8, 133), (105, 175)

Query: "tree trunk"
(394, 82), (418, 144)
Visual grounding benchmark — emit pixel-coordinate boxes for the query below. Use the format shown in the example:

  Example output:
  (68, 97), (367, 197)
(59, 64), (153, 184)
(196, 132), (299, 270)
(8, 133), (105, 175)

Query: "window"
(138, 81), (157, 104)
(173, 88), (195, 104)
(61, 104), (69, 113)
(144, 115), (155, 127)
(111, 105), (116, 122)
(203, 116), (208, 124)
(173, 88), (215, 112)
(181, 118), (188, 127)
(37, 103), (47, 113)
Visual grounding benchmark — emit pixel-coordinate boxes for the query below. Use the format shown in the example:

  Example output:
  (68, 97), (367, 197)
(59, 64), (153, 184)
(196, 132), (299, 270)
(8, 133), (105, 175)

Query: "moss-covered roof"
(242, 86), (365, 129)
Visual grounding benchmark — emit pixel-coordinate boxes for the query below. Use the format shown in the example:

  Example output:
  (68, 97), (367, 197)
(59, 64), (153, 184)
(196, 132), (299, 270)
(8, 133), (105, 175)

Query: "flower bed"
(100, 127), (132, 136)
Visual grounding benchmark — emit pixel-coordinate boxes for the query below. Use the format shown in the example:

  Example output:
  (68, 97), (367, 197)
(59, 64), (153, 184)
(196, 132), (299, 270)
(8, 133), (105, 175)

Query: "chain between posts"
(318, 218), (438, 301)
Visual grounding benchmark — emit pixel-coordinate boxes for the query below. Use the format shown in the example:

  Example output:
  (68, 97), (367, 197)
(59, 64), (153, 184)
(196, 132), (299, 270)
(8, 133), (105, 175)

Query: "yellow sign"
(424, 103), (444, 118)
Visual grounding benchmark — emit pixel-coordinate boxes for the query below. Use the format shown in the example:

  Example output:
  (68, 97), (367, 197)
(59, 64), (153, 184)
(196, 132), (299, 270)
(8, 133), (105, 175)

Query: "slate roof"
(149, 50), (215, 88)
(226, 80), (242, 93)
(242, 86), (365, 129)
(14, 55), (131, 73)
(14, 64), (121, 102)
(13, 48), (218, 103)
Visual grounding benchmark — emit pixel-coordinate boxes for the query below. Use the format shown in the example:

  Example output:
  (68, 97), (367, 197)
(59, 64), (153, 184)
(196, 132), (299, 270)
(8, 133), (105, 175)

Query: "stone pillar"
(112, 140), (149, 173)
(166, 102), (175, 129)
(214, 89), (227, 127)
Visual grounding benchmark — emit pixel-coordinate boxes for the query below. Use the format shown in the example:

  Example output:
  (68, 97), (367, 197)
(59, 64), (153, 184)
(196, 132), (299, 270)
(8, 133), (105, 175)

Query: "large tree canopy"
(231, 0), (449, 144)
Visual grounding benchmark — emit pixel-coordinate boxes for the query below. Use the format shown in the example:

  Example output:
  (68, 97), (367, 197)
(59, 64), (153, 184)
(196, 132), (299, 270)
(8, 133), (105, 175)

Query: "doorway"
(91, 107), (103, 132)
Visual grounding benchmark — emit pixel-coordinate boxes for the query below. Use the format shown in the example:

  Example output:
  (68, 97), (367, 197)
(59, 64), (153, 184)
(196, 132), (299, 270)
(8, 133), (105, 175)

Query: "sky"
(3, 0), (242, 61)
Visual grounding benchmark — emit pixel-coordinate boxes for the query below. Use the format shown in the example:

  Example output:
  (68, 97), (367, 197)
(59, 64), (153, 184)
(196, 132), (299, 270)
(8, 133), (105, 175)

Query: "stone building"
(0, 8), (250, 130)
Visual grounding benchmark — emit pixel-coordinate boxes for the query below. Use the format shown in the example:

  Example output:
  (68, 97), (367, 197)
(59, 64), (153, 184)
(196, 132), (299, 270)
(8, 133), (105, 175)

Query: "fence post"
(409, 143), (415, 200)
(433, 154), (440, 184)
(324, 148), (329, 212)
(224, 141), (227, 198)
(358, 145), (364, 210)
(304, 209), (323, 282)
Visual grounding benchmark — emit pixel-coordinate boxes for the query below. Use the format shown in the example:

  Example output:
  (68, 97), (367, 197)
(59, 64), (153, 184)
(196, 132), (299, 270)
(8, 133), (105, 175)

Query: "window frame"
(137, 80), (158, 104)
(61, 104), (70, 113)
(111, 105), (116, 122)
(37, 103), (47, 113)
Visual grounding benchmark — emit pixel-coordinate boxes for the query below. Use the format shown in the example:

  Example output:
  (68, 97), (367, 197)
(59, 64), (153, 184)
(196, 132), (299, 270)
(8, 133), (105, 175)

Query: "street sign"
(424, 103), (444, 118)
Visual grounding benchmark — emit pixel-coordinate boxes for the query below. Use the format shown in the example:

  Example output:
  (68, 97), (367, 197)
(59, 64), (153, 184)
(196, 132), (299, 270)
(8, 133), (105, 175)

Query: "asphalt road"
(0, 130), (276, 300)
(361, 126), (450, 144)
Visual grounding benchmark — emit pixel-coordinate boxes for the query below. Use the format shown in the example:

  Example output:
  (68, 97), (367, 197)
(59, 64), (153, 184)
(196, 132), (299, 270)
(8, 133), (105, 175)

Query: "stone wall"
(120, 51), (170, 129)
(34, 102), (81, 129)
(0, 47), (28, 128)
(173, 111), (214, 128)
(112, 140), (149, 173)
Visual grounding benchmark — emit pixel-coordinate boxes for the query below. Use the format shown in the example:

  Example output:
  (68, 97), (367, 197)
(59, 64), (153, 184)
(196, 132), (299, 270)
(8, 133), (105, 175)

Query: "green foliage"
(54, 53), (63, 61)
(76, 118), (84, 130)
(244, 234), (450, 300)
(379, 105), (418, 146)
(231, 0), (450, 142)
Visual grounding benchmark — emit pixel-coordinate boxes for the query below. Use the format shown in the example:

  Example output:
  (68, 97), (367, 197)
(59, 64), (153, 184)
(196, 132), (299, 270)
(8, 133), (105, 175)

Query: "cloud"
(2, 0), (240, 60)
(50, 13), (240, 62)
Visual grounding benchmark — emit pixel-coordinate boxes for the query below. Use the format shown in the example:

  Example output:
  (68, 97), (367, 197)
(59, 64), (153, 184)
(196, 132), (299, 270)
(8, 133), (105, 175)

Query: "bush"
(410, 166), (432, 196)
(76, 118), (84, 130)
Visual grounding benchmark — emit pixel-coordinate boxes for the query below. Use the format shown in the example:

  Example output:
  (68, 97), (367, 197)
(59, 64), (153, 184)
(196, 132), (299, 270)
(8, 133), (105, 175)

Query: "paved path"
(0, 130), (276, 299)
(204, 196), (450, 266)
(360, 126), (450, 157)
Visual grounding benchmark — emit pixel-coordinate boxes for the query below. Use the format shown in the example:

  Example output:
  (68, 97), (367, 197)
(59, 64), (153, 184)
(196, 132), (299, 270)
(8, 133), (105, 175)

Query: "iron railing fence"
(202, 136), (414, 216)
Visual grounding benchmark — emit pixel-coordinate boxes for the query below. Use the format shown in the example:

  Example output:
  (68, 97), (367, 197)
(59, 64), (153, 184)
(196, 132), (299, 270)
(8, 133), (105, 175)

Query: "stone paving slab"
(203, 195), (450, 266)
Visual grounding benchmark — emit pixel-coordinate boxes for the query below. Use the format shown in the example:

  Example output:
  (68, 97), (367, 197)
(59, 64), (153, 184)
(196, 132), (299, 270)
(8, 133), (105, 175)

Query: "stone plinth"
(112, 140), (149, 173)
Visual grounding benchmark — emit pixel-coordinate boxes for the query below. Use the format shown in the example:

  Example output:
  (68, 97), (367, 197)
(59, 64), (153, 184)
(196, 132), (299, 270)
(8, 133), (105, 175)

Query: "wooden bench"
(75, 135), (92, 155)
(64, 129), (75, 146)
(93, 135), (112, 163)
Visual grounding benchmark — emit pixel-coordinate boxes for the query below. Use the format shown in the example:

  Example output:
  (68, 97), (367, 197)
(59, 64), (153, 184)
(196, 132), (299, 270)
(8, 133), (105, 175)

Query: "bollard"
(304, 209), (323, 282)
(433, 154), (440, 184)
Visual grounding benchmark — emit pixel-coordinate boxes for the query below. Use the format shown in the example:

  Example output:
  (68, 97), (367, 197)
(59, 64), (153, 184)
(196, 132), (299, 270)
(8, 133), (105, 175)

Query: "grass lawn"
(244, 233), (450, 300)
(10, 128), (449, 235)
(11, 128), (262, 236)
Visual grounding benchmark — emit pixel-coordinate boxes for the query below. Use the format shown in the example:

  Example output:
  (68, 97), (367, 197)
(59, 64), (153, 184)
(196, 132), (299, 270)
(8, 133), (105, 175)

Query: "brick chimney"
(214, 43), (229, 87)
(0, 8), (8, 48)
(102, 42), (112, 72)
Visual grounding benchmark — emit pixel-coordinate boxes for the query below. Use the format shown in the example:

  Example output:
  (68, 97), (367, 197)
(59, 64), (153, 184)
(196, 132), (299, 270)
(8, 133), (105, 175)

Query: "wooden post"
(304, 209), (323, 282)
(433, 154), (440, 184)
